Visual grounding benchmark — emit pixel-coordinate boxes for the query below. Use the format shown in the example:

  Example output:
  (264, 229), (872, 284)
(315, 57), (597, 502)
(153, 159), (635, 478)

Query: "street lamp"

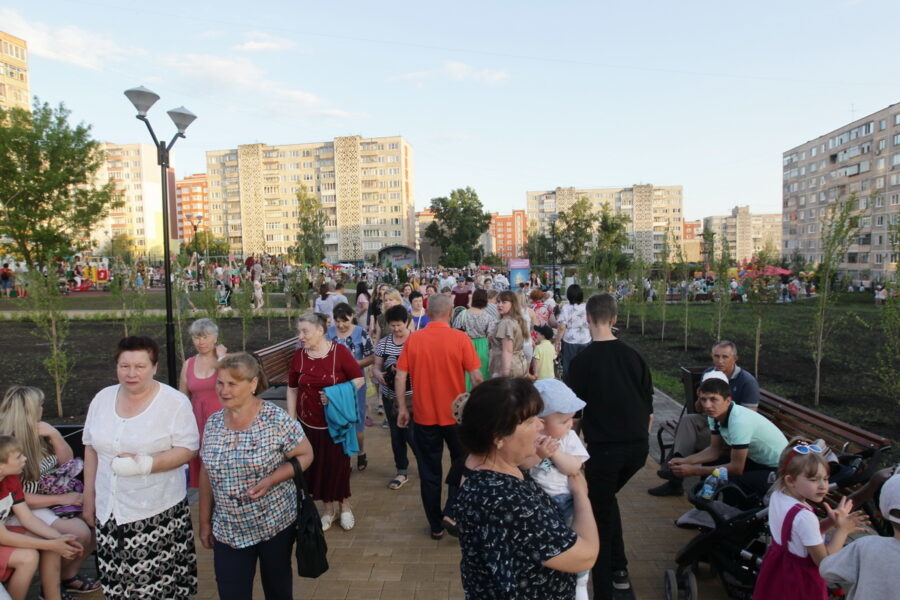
(185, 213), (207, 265)
(549, 213), (558, 300)
(124, 86), (197, 387)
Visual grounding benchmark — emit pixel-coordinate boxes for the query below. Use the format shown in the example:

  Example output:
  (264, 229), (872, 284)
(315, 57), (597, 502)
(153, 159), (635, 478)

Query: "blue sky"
(4, 1), (900, 220)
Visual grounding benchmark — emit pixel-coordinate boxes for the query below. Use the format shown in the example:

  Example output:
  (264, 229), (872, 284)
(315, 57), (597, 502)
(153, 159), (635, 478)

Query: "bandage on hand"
(111, 455), (153, 477)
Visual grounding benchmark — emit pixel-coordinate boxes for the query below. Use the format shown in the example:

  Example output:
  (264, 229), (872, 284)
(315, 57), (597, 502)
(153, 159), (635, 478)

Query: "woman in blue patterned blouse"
(454, 378), (598, 599)
(199, 353), (314, 600)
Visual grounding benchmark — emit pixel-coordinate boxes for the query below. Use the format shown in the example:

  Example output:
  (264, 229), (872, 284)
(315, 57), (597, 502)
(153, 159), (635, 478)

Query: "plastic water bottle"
(700, 468), (724, 499)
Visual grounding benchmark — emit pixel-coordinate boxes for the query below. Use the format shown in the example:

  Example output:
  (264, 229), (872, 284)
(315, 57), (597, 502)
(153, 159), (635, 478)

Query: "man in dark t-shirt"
(566, 293), (653, 600)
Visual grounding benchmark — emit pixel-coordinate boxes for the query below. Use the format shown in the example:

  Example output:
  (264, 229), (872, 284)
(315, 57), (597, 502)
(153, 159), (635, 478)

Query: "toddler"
(526, 379), (590, 600)
(819, 472), (900, 599)
(530, 325), (557, 381)
(753, 439), (868, 600)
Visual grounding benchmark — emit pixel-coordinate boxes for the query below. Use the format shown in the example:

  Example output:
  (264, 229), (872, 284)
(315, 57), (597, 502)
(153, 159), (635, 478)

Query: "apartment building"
(703, 206), (782, 263)
(487, 210), (528, 259)
(526, 184), (684, 261)
(206, 135), (414, 262)
(783, 103), (900, 282)
(682, 220), (702, 262)
(175, 174), (210, 244)
(91, 143), (167, 255)
(0, 31), (29, 111)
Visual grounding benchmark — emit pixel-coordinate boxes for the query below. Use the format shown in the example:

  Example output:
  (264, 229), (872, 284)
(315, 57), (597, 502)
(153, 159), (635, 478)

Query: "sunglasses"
(791, 443), (823, 455)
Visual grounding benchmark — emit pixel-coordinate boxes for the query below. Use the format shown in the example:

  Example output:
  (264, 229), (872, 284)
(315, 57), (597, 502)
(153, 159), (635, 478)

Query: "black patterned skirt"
(96, 498), (198, 600)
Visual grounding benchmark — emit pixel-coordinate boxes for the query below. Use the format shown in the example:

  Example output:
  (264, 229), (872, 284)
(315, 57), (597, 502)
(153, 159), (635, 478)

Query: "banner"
(508, 258), (530, 288)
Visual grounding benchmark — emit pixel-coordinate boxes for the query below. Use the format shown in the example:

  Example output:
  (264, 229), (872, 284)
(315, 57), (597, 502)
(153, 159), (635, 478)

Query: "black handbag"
(289, 457), (329, 578)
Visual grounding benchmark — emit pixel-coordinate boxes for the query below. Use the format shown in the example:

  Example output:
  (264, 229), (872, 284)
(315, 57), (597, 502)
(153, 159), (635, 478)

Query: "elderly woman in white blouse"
(82, 336), (199, 600)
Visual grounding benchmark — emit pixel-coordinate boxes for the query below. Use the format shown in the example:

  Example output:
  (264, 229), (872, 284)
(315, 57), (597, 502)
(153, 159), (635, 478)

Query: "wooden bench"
(253, 336), (299, 387)
(656, 367), (892, 477)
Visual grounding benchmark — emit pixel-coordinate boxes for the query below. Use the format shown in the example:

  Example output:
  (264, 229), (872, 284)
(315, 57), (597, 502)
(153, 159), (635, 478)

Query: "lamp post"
(549, 213), (558, 300)
(124, 86), (196, 387)
(186, 213), (207, 265)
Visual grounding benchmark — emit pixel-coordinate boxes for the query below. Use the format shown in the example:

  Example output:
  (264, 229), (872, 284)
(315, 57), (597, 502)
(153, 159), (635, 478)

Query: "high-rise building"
(175, 174), (210, 244)
(682, 220), (703, 262)
(92, 143), (168, 256)
(206, 135), (414, 261)
(0, 31), (29, 111)
(526, 184), (684, 261)
(703, 206), (781, 263)
(783, 104), (900, 282)
(487, 210), (528, 259)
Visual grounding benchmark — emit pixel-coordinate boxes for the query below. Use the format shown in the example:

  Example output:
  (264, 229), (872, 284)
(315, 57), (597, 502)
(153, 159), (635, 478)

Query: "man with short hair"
(649, 340), (760, 496)
(395, 294), (483, 538)
(566, 293), (654, 599)
(667, 376), (787, 498)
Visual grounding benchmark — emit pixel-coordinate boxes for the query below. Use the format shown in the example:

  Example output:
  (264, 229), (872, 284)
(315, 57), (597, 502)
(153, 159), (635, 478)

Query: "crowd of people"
(0, 266), (897, 600)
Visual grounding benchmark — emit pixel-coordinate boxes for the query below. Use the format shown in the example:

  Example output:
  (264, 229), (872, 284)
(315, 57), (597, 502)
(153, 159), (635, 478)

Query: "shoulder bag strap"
(290, 456), (308, 496)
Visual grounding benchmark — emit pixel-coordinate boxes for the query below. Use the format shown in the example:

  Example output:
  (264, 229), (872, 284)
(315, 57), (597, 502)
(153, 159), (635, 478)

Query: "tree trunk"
(50, 314), (64, 417)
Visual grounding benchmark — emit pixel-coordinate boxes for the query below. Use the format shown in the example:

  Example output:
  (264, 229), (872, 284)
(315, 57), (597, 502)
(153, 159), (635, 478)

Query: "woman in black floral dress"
(454, 377), (598, 599)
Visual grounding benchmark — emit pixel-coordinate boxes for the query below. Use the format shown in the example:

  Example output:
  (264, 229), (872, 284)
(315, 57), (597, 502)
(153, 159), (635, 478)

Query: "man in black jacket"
(566, 293), (653, 600)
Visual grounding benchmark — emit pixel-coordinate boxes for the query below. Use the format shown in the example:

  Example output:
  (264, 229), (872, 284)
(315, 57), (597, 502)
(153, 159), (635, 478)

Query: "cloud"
(388, 61), (510, 86)
(163, 53), (319, 105)
(233, 32), (296, 52)
(443, 60), (510, 84)
(0, 8), (137, 70)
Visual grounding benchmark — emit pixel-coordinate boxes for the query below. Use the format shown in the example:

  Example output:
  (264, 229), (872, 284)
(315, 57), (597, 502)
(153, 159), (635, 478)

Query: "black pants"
(213, 522), (295, 600)
(585, 440), (649, 600)
(384, 394), (416, 473)
(411, 423), (464, 533)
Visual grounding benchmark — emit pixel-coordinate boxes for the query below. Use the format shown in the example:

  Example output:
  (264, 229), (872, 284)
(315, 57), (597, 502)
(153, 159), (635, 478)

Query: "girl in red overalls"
(753, 440), (869, 599)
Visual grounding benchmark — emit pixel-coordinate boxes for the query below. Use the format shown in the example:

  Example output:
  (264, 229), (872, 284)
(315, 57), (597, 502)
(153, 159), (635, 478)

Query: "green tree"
(424, 187), (492, 267)
(98, 233), (137, 262)
(630, 251), (652, 335)
(712, 236), (733, 341)
(743, 243), (781, 378)
(524, 224), (553, 265)
(182, 230), (230, 260)
(589, 205), (631, 288)
(290, 185), (326, 266)
(556, 197), (596, 264)
(876, 221), (899, 401)
(672, 230), (692, 351)
(810, 195), (861, 406)
(26, 269), (71, 417)
(701, 230), (716, 266)
(0, 101), (121, 268)
(656, 231), (671, 342)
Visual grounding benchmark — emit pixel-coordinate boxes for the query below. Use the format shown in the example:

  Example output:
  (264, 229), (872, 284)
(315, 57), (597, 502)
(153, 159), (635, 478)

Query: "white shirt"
(558, 303), (591, 345)
(82, 383), (199, 526)
(768, 490), (823, 557)
(528, 430), (589, 497)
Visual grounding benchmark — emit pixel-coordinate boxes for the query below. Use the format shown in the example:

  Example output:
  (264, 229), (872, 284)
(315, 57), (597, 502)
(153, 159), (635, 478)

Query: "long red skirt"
(301, 425), (351, 503)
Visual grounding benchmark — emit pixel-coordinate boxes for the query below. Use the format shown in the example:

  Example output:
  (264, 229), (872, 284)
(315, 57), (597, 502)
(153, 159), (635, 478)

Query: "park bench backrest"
(252, 337), (298, 386)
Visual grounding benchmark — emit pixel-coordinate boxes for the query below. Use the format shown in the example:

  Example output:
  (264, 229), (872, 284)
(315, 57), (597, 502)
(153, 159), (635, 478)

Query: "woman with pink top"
(178, 318), (227, 488)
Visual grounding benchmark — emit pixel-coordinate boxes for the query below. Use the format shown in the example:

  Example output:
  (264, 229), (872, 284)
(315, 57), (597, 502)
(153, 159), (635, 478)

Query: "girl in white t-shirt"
(523, 379), (590, 600)
(753, 440), (869, 600)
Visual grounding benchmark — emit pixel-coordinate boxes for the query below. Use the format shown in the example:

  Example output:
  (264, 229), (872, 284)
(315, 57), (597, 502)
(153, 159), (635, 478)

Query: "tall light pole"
(186, 213), (206, 265)
(549, 213), (558, 300)
(124, 86), (196, 387)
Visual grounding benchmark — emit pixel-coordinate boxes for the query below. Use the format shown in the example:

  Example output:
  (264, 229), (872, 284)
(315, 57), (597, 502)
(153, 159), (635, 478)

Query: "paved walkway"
(51, 389), (729, 600)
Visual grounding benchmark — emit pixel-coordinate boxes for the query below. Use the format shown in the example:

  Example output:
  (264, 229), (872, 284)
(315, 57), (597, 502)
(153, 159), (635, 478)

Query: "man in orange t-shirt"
(396, 294), (482, 538)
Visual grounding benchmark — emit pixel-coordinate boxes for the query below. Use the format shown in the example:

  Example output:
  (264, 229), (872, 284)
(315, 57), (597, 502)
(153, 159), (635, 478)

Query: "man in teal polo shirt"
(668, 374), (787, 498)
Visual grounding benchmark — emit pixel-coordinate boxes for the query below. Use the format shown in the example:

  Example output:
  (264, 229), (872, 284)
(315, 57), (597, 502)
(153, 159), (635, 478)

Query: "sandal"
(430, 529), (444, 540)
(356, 453), (368, 471)
(62, 574), (101, 594)
(388, 474), (408, 490)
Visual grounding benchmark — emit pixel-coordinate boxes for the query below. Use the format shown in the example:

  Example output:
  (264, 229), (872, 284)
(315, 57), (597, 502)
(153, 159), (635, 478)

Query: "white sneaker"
(340, 510), (355, 530)
(321, 513), (334, 531)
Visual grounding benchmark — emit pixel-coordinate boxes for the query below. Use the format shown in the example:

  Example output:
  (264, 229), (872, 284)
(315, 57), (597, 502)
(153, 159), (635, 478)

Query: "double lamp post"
(124, 86), (196, 387)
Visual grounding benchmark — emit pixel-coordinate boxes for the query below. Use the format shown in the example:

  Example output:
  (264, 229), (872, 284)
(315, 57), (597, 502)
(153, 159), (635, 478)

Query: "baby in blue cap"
(523, 378), (590, 600)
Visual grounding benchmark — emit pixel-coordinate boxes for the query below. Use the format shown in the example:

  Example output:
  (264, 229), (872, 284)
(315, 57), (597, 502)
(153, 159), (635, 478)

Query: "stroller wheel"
(664, 569), (679, 600)
(682, 571), (698, 600)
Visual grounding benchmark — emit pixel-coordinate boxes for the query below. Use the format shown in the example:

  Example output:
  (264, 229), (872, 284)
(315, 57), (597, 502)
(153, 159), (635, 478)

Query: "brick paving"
(46, 389), (730, 599)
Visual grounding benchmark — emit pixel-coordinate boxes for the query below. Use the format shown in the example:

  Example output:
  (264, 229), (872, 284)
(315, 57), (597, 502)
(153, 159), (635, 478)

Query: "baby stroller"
(664, 446), (886, 600)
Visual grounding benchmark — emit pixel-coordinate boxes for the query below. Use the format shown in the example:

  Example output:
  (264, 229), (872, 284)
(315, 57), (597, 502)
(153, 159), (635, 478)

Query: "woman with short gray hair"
(179, 318), (227, 488)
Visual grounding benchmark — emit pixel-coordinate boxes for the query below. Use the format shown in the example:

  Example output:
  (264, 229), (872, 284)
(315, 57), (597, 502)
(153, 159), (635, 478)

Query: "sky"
(4, 1), (900, 220)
